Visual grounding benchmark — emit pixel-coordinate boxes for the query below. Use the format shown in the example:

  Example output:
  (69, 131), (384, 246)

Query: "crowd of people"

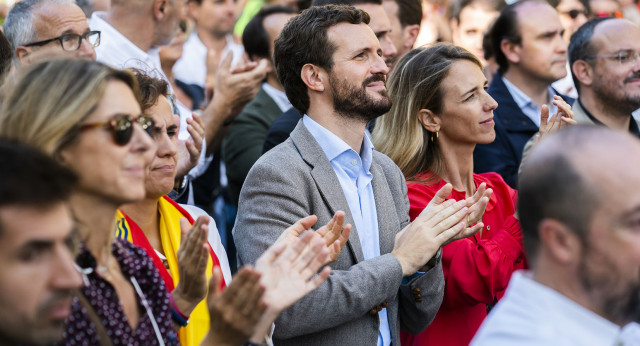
(0, 0), (639, 345)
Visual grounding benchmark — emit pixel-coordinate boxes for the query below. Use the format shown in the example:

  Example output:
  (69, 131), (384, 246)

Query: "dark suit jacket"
(262, 106), (302, 153)
(234, 122), (445, 345)
(223, 86), (283, 206)
(473, 74), (574, 188)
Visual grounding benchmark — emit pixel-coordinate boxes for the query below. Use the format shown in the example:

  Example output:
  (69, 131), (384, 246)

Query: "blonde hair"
(0, 59), (140, 156)
(372, 43), (482, 182)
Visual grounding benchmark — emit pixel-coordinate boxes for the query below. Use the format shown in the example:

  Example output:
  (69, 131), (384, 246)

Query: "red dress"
(400, 172), (526, 346)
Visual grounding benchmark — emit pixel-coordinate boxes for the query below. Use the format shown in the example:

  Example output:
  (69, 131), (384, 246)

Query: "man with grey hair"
(472, 126), (640, 345)
(4, 0), (98, 67)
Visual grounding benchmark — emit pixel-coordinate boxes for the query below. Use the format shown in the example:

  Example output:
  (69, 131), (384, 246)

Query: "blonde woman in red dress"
(372, 43), (575, 345)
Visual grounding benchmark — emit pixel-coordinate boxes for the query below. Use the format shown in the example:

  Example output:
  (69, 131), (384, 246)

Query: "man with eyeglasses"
(565, 17), (640, 136)
(4, 0), (98, 67)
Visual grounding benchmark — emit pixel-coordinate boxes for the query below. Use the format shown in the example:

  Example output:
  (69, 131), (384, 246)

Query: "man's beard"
(593, 72), (640, 116)
(329, 73), (392, 123)
(578, 245), (640, 324)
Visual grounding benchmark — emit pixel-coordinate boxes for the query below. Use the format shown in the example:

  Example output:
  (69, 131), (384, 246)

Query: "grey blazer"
(233, 121), (445, 345)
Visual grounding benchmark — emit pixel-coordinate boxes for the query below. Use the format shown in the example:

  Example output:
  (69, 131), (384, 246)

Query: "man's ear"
(501, 38), (521, 65)
(300, 63), (325, 92)
(418, 109), (441, 133)
(15, 46), (30, 65)
(153, 0), (167, 20)
(403, 24), (420, 51)
(538, 218), (582, 264)
(572, 60), (593, 87)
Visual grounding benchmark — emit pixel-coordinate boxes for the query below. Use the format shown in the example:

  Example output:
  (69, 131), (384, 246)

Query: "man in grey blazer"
(233, 5), (489, 345)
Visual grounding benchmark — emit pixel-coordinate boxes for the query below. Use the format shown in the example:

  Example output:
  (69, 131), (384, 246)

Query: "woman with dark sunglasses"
(0, 59), (179, 345)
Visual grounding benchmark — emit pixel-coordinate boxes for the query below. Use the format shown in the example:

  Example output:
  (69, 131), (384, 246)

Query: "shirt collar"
(302, 115), (374, 173)
(502, 76), (557, 126)
(578, 99), (640, 138)
(262, 82), (292, 113)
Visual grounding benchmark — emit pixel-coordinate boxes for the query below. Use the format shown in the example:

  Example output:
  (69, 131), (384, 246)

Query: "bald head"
(519, 126), (640, 263)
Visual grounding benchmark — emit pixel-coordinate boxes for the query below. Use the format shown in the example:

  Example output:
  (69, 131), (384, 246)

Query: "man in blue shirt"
(233, 5), (489, 345)
(473, 0), (574, 188)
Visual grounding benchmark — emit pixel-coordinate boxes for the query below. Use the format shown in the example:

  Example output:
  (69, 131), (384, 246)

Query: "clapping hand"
(275, 212), (351, 266)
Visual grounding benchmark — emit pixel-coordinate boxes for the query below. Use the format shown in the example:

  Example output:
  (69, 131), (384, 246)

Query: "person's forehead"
(152, 96), (176, 126)
(327, 22), (379, 54)
(556, 0), (585, 11)
(592, 19), (640, 53)
(516, 3), (562, 35)
(0, 203), (73, 249)
(263, 13), (295, 39)
(356, 3), (392, 33)
(33, 3), (89, 37)
(459, 5), (498, 25)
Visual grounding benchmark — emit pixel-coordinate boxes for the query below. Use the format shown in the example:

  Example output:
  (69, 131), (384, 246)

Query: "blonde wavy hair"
(0, 59), (140, 157)
(372, 43), (482, 182)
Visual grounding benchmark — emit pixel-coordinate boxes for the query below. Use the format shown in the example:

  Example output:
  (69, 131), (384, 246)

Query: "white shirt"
(472, 271), (640, 346)
(261, 82), (291, 113)
(172, 31), (244, 89)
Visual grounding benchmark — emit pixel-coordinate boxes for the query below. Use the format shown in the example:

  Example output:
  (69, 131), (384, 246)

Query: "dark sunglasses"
(562, 9), (587, 19)
(78, 114), (155, 146)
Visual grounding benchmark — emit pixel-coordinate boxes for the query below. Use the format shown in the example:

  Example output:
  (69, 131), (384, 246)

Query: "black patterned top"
(61, 238), (179, 345)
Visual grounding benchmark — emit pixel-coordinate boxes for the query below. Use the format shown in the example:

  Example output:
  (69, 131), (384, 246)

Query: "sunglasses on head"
(562, 9), (587, 19)
(79, 114), (155, 146)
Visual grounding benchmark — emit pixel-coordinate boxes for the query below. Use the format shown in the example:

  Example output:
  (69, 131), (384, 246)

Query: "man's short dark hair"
(487, 0), (540, 74)
(391, 0), (422, 27)
(568, 17), (612, 93)
(449, 0), (506, 23)
(313, 0), (382, 7)
(518, 126), (601, 264)
(274, 5), (370, 114)
(242, 5), (296, 61)
(0, 140), (77, 233)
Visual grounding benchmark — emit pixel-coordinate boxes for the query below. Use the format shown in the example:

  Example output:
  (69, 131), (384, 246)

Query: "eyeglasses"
(561, 9), (587, 19)
(583, 50), (640, 65)
(78, 114), (155, 146)
(24, 31), (101, 52)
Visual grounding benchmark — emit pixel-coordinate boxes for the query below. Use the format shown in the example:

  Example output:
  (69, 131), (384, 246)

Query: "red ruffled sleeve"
(407, 172), (526, 309)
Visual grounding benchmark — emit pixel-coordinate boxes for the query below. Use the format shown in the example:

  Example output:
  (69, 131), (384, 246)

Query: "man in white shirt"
(473, 0), (573, 188)
(174, 0), (245, 90)
(472, 125), (640, 346)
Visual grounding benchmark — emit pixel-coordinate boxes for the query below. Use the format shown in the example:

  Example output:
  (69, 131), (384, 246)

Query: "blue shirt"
(502, 77), (558, 128)
(303, 115), (391, 346)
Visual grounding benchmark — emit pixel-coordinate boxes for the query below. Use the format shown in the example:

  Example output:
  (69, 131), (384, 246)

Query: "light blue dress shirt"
(303, 115), (391, 346)
(502, 77), (558, 128)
